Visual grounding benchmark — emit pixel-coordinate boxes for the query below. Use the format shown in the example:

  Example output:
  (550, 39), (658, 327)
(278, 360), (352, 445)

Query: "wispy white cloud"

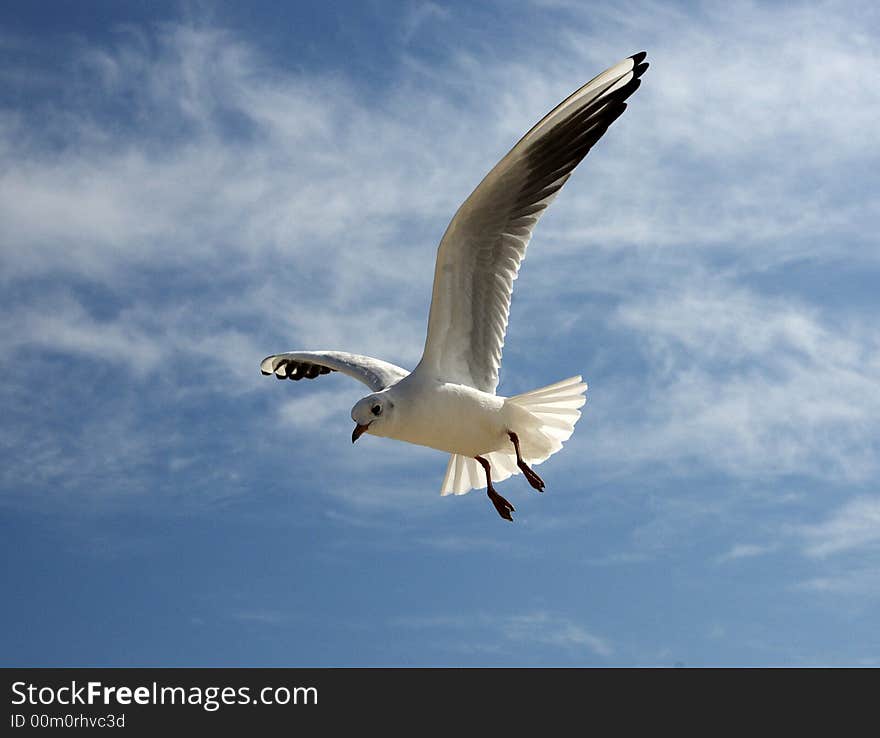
(276, 390), (356, 431)
(0, 290), (268, 387)
(393, 610), (612, 658)
(716, 543), (778, 564)
(412, 533), (510, 552)
(796, 569), (880, 597)
(229, 609), (291, 626)
(400, 1), (451, 44)
(799, 496), (880, 558)
(500, 611), (613, 657)
(0, 295), (164, 376)
(580, 282), (880, 483)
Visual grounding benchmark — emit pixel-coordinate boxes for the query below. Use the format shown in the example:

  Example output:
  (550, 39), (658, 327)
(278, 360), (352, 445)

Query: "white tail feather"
(440, 376), (587, 495)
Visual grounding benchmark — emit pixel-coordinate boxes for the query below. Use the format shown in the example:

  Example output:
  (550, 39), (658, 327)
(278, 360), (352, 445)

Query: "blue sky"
(2, 0), (879, 666)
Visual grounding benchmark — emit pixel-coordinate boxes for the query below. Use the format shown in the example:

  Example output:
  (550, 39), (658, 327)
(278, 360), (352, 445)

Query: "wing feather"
(417, 53), (648, 392)
(260, 350), (408, 392)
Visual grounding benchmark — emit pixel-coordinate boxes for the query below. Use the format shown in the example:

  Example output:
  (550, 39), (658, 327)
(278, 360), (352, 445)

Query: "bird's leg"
(508, 431), (545, 493)
(475, 455), (515, 522)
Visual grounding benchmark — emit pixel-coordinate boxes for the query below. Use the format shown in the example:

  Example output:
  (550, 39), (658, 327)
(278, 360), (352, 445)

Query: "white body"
(349, 370), (587, 495)
(370, 375), (508, 456)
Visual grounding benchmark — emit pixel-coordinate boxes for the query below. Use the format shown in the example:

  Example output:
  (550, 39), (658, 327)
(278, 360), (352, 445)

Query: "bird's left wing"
(260, 350), (409, 392)
(416, 52), (648, 393)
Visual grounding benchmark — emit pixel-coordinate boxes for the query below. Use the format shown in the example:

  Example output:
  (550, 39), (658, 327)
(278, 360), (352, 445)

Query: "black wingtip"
(630, 51), (648, 65)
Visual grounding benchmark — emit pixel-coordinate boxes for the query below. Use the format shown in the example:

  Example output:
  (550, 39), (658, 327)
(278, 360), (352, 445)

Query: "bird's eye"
(371, 404), (382, 416)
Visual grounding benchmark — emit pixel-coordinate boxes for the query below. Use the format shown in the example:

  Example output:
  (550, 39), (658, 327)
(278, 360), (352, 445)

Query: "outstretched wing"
(416, 52), (648, 393)
(260, 350), (409, 392)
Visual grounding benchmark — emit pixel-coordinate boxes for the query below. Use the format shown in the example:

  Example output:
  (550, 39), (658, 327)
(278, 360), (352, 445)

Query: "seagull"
(261, 52), (648, 521)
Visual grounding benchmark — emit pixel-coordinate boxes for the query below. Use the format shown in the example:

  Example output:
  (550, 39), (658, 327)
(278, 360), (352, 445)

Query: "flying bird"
(261, 52), (648, 520)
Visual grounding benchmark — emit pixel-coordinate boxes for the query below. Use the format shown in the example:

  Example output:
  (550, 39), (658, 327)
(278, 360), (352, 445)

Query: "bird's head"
(350, 392), (395, 443)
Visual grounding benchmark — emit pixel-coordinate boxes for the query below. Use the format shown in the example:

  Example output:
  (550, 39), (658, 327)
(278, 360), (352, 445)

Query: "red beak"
(352, 423), (370, 443)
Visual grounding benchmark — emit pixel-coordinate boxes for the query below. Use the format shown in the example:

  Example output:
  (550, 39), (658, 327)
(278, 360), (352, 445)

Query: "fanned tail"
(440, 376), (587, 496)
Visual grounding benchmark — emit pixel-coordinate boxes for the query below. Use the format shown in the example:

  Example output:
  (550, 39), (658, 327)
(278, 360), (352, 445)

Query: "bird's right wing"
(260, 350), (409, 392)
(416, 53), (648, 393)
